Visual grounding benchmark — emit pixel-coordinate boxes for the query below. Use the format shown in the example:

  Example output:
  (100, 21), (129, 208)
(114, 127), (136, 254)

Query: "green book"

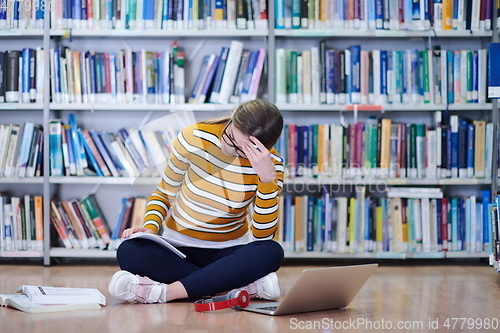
(422, 51), (430, 104)
(466, 51), (473, 103)
(289, 51), (298, 101)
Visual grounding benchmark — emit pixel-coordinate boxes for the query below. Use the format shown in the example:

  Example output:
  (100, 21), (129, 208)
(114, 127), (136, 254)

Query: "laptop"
(239, 263), (378, 316)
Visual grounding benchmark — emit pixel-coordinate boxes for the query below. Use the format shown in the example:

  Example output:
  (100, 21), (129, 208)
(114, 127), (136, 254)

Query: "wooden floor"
(1, 262), (500, 333)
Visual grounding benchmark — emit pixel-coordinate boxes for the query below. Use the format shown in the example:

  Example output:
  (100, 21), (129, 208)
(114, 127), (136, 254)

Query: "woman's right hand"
(121, 227), (154, 239)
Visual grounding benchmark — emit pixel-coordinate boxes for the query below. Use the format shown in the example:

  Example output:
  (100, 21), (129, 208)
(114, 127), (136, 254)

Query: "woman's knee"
(254, 240), (284, 269)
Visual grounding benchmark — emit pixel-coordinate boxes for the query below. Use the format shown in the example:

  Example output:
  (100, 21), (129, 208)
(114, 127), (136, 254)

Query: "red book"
(104, 53), (111, 95)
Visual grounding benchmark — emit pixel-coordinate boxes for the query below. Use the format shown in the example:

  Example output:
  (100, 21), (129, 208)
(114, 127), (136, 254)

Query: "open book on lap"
(120, 232), (187, 259)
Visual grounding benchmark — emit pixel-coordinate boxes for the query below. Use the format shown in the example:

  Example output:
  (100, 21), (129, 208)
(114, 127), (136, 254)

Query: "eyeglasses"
(222, 120), (246, 157)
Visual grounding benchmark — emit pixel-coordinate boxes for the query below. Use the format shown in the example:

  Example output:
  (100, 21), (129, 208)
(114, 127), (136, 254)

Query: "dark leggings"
(116, 239), (284, 300)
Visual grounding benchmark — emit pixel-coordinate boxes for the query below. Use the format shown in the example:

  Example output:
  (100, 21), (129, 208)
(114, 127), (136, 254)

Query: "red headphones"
(194, 289), (250, 312)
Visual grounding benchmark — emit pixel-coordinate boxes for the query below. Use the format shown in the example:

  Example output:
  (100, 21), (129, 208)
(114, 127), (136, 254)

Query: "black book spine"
(5, 50), (20, 102)
(339, 51), (346, 95)
(0, 51), (5, 102)
(319, 40), (326, 103)
(300, 0), (308, 28)
(29, 49), (36, 103)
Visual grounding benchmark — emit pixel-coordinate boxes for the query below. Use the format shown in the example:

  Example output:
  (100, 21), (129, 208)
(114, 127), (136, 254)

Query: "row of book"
(190, 41), (266, 104)
(0, 0), (45, 30)
(275, 0), (497, 31)
(276, 44), (488, 105)
(49, 194), (112, 250)
(276, 113), (495, 180)
(0, 123), (44, 178)
(0, 49), (45, 104)
(0, 194), (43, 252)
(50, 196), (146, 250)
(49, 114), (177, 177)
(49, 42), (187, 105)
(277, 188), (495, 254)
(43, 0), (268, 30)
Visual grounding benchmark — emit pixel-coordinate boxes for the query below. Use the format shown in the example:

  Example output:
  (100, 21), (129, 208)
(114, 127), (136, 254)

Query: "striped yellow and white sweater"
(143, 122), (284, 242)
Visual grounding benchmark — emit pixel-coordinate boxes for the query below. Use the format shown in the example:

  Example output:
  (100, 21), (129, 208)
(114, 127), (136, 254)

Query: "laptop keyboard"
(257, 306), (278, 311)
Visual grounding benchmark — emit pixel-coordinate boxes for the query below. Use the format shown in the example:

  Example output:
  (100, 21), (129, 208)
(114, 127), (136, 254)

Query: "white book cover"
(420, 198), (431, 252)
(311, 47), (320, 104)
(373, 50), (381, 105)
(413, 199), (423, 253)
(20, 285), (106, 306)
(336, 197), (348, 253)
(121, 232), (187, 258)
(218, 41), (244, 104)
(0, 125), (12, 175)
(302, 50), (312, 104)
(478, 49), (487, 104)
(275, 48), (287, 104)
(16, 122), (35, 178)
(441, 50), (448, 105)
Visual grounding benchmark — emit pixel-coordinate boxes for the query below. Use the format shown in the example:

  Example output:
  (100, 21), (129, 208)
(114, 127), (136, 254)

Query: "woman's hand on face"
(241, 136), (277, 183)
(121, 227), (154, 239)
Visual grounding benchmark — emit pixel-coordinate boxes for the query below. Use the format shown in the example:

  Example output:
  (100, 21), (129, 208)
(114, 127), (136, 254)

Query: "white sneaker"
(244, 272), (281, 301)
(108, 270), (167, 303)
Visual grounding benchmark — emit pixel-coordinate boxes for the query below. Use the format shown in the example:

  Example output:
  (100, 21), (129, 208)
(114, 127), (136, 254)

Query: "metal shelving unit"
(2, 2), (498, 265)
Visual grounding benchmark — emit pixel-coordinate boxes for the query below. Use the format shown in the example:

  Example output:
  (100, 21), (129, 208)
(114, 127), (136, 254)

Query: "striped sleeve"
(143, 127), (193, 234)
(250, 160), (285, 240)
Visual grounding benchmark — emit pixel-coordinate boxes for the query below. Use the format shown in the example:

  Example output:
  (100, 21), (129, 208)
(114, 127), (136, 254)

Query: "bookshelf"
(0, 1), (499, 267)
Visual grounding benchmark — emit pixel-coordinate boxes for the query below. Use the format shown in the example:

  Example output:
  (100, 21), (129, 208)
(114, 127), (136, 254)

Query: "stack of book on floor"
(278, 187), (493, 255)
(0, 285), (105, 313)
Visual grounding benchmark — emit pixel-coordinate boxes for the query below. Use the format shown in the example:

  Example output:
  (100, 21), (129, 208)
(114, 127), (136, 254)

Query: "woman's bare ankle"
(166, 281), (188, 302)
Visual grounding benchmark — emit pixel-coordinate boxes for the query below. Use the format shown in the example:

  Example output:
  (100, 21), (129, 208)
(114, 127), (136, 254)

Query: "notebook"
(239, 263), (378, 316)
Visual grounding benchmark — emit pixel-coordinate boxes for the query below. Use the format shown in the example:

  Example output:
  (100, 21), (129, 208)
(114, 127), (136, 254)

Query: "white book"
(421, 198), (431, 252)
(336, 197), (348, 253)
(427, 130), (437, 179)
(218, 41), (243, 104)
(121, 232), (187, 258)
(0, 294), (102, 314)
(484, 123), (494, 179)
(111, 138), (140, 178)
(435, 111), (442, 170)
(478, 49), (487, 104)
(142, 130), (168, 176)
(441, 50), (448, 105)
(297, 55), (303, 104)
(4, 125), (21, 178)
(413, 199), (423, 253)
(20, 285), (106, 306)
(471, 0), (480, 30)
(0, 125), (12, 176)
(302, 50), (312, 104)
(311, 47), (320, 104)
(373, 50), (381, 105)
(430, 199), (438, 252)
(275, 48), (287, 104)
(36, 48), (44, 103)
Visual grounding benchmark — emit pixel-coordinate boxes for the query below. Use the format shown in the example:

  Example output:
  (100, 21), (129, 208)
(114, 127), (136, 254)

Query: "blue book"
(78, 131), (103, 176)
(165, 0), (172, 23)
(458, 119), (468, 178)
(436, 199), (442, 248)
(73, 0), (82, 23)
(380, 50), (388, 98)
(288, 198), (296, 252)
(68, 114), (85, 174)
(90, 131), (120, 177)
(481, 190), (491, 252)
(16, 122), (35, 177)
(111, 198), (128, 242)
(465, 198), (471, 251)
(99, 132), (125, 173)
(315, 197), (324, 252)
(291, 0), (301, 29)
(451, 198), (458, 250)
(240, 51), (259, 97)
(488, 43), (500, 98)
(375, 0), (384, 29)
(350, 46), (361, 104)
(467, 124), (475, 178)
(117, 128), (147, 172)
(452, 0), (459, 29)
(189, 55), (210, 102)
(21, 49), (31, 103)
(275, 0), (285, 29)
(382, 198), (390, 251)
(472, 51), (479, 103)
(88, 52), (96, 97)
(450, 116), (459, 178)
(459, 198), (466, 251)
(144, 0), (155, 24)
(302, 125), (309, 173)
(49, 120), (64, 176)
(0, 5), (6, 26)
(326, 49), (335, 102)
(364, 198), (370, 251)
(209, 47), (229, 103)
(447, 51), (454, 103)
(306, 196), (315, 252)
(109, 53), (117, 100)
